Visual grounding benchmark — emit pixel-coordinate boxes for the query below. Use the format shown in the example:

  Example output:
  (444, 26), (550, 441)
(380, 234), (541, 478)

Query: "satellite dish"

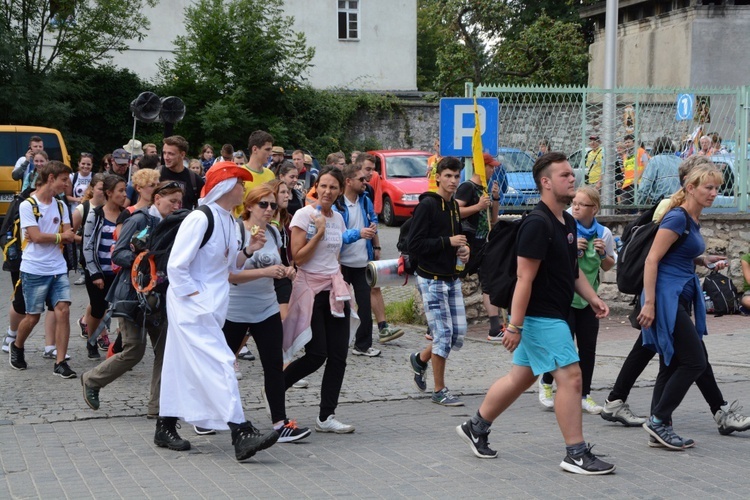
(129, 92), (162, 123)
(160, 96), (186, 124)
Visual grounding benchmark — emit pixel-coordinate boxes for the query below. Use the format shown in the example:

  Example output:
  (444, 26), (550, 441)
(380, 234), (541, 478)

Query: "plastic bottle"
(455, 255), (465, 273)
(614, 236), (622, 253)
(5, 231), (18, 261)
(306, 205), (322, 240)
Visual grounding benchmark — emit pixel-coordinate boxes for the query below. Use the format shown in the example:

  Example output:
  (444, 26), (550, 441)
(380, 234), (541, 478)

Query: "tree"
(1, 0), (156, 75)
(417, 0), (593, 95)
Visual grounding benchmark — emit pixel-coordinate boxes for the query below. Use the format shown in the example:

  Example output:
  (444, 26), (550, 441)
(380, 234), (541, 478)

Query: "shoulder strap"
(26, 197), (41, 220)
(197, 205), (214, 248)
(188, 170), (199, 199)
(72, 172), (78, 187)
(237, 219), (247, 248)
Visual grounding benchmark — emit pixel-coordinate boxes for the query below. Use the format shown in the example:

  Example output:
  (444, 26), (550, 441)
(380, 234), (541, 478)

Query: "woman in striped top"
(82, 175), (126, 359)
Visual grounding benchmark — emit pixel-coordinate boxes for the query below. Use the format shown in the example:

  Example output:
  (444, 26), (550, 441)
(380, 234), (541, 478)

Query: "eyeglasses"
(257, 201), (278, 210)
(153, 181), (183, 197)
(571, 202), (596, 208)
(354, 176), (366, 182)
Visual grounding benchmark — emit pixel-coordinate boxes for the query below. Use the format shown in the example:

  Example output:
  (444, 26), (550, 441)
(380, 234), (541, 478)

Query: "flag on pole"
(472, 96), (487, 191)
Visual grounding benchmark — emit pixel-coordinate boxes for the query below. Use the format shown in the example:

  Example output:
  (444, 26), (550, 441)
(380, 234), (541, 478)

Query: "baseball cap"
(482, 152), (500, 167)
(201, 161), (253, 197)
(271, 146), (285, 155)
(112, 148), (130, 165)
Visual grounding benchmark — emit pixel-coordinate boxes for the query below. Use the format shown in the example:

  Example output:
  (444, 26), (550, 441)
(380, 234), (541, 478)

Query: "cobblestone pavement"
(2, 261), (750, 498)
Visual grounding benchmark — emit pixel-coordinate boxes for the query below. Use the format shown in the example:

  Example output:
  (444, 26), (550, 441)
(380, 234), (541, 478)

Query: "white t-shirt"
(290, 204), (345, 274)
(70, 172), (92, 200)
(19, 195), (70, 275)
(339, 194), (368, 268)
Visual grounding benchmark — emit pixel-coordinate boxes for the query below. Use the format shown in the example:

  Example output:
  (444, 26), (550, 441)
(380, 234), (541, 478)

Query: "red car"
(367, 150), (431, 226)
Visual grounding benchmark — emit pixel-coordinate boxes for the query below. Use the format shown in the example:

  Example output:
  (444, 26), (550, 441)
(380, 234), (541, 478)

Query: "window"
(338, 0), (359, 40)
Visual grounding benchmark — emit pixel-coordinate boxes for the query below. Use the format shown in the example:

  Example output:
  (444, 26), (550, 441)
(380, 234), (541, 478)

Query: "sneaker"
(560, 444), (615, 475)
(715, 400), (750, 435)
(292, 378), (309, 389)
(315, 414), (355, 434)
(9, 342), (27, 370)
(81, 375), (100, 410)
(277, 419), (311, 443)
(97, 334), (110, 351)
(352, 346), (381, 357)
(456, 421), (497, 459)
(601, 399), (647, 427)
(648, 435), (695, 448)
(582, 395), (603, 415)
(86, 341), (101, 359)
(53, 361), (77, 379)
(43, 349), (70, 360)
(193, 426), (216, 435)
(238, 345), (255, 361)
(233, 359), (242, 380)
(432, 387), (464, 406)
(78, 317), (88, 338)
(487, 328), (504, 342)
(538, 379), (554, 409)
(232, 422), (278, 461)
(74, 275), (86, 285)
(378, 326), (404, 343)
(2, 335), (15, 353)
(409, 352), (427, 392)
(643, 417), (686, 450)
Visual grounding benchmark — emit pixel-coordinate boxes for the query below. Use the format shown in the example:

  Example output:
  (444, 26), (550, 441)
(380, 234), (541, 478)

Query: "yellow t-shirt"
(585, 147), (603, 185)
(427, 155), (440, 193)
(233, 165), (276, 217)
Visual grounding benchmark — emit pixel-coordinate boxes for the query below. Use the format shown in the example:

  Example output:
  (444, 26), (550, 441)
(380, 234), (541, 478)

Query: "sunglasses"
(153, 181), (183, 197)
(355, 176), (366, 182)
(80, 152), (94, 159)
(257, 201), (278, 210)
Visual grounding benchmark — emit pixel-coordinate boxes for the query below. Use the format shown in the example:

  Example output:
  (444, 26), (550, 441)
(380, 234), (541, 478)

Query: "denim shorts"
(512, 316), (580, 375)
(417, 276), (466, 358)
(20, 272), (71, 315)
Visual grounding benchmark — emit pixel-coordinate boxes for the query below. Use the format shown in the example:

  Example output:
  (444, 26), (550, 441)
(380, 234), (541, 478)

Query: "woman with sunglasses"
(81, 175), (127, 358)
(283, 166), (357, 433)
(82, 182), (184, 425)
(221, 184), (307, 442)
(537, 186), (616, 413)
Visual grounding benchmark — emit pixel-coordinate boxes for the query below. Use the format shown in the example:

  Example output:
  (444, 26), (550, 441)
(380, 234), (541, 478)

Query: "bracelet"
(506, 326), (520, 334)
(242, 247), (252, 258)
(599, 252), (607, 260)
(372, 246), (381, 250)
(492, 196), (500, 201)
(55, 233), (60, 245)
(508, 323), (523, 332)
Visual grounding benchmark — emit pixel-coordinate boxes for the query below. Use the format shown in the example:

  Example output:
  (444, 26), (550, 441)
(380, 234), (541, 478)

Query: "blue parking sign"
(439, 98), (499, 157)
(676, 94), (694, 121)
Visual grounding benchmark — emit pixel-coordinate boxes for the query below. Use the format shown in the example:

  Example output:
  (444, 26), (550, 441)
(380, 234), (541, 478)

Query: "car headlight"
(401, 194), (420, 202)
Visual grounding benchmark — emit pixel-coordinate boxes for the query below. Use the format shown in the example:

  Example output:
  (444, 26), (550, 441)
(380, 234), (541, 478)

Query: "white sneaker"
(233, 359), (242, 380)
(43, 348), (71, 360)
(2, 336), (15, 353)
(538, 379), (555, 409)
(582, 394), (603, 415)
(292, 378), (309, 389)
(73, 275), (85, 285)
(315, 414), (355, 434)
(352, 347), (381, 357)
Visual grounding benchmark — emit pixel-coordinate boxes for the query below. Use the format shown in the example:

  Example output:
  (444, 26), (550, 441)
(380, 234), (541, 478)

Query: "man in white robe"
(159, 161), (279, 461)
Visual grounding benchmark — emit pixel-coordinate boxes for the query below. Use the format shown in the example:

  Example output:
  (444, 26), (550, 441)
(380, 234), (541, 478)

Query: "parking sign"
(439, 98), (499, 157)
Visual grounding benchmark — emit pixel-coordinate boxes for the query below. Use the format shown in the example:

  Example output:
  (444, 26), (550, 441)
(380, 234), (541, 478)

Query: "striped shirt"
(98, 219), (116, 274)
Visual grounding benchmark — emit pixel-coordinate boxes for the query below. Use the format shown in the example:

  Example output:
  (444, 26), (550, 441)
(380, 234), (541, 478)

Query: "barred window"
(338, 1), (359, 40)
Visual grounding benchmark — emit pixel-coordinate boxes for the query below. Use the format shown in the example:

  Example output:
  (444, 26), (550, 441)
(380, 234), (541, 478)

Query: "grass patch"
(384, 296), (424, 325)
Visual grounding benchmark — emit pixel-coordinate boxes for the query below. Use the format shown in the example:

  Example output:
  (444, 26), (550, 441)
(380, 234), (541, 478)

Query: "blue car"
(491, 148), (539, 213)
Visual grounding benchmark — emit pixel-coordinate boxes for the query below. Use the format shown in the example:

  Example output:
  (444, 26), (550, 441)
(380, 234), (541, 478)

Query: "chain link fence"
(473, 84), (749, 212)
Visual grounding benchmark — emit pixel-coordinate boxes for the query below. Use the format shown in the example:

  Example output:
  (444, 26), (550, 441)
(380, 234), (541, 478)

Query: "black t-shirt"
(159, 167), (205, 210)
(516, 202), (579, 320)
(455, 180), (481, 235)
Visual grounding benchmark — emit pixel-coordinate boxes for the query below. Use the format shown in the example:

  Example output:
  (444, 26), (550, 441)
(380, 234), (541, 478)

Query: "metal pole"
(738, 86), (749, 212)
(601, 0), (619, 213)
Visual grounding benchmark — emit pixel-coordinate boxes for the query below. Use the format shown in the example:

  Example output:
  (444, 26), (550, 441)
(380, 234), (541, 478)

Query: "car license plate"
(0, 194), (14, 202)
(525, 197), (540, 205)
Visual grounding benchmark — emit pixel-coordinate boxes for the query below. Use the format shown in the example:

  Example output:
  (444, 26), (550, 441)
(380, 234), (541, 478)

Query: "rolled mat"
(366, 259), (410, 288)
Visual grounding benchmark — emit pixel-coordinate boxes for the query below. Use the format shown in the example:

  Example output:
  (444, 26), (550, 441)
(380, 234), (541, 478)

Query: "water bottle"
(306, 205), (321, 240)
(5, 231), (18, 261)
(455, 255), (465, 273)
(614, 236), (622, 253)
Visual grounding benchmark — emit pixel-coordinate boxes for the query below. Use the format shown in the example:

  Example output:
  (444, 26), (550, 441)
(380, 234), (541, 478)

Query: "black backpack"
(617, 207), (690, 295)
(702, 271), (738, 316)
(131, 206), (214, 298)
(397, 217), (418, 274)
(484, 211), (552, 309)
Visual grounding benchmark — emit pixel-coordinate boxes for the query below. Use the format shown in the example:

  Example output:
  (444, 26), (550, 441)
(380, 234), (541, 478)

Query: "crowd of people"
(4, 132), (750, 471)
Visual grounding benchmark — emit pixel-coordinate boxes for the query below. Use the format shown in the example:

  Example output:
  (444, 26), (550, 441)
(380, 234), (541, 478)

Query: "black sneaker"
(643, 417), (685, 450)
(409, 352), (427, 392)
(9, 342), (27, 370)
(276, 419), (311, 443)
(53, 361), (77, 379)
(81, 375), (100, 410)
(231, 422), (279, 461)
(86, 341), (101, 359)
(456, 421), (497, 459)
(560, 444), (616, 475)
(487, 328), (504, 342)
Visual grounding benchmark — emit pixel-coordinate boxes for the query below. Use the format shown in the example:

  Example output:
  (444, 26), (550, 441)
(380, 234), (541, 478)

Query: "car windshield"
(388, 156), (428, 178)
(498, 151), (535, 173)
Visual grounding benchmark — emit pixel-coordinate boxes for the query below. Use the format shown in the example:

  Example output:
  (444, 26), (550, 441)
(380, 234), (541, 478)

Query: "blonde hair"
(658, 163), (722, 222)
(576, 185), (600, 210)
(131, 168), (160, 189)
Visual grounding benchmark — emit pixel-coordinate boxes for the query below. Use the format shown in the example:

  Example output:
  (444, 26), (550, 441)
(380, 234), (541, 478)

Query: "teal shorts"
(512, 316), (579, 376)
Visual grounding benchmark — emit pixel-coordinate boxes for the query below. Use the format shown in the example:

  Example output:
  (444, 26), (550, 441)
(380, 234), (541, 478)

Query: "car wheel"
(382, 196), (396, 226)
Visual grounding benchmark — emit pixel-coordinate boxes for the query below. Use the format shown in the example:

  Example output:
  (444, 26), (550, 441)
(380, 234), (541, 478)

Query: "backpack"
(702, 271), (738, 316)
(397, 217), (417, 275)
(616, 206), (690, 295)
(131, 206), (214, 304)
(484, 211), (553, 310)
(1, 195), (65, 272)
